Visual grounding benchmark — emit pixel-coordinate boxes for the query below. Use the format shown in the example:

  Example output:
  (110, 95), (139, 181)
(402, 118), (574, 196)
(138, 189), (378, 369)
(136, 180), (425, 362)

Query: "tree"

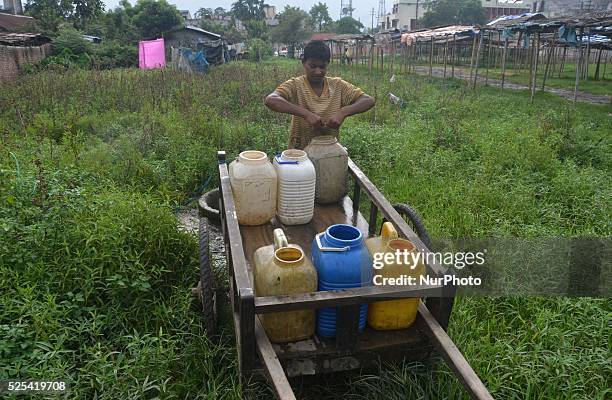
(230, 0), (266, 21)
(270, 6), (311, 58)
(421, 0), (486, 27)
(24, 0), (103, 31)
(98, 3), (139, 42)
(244, 19), (267, 39)
(309, 2), (332, 32)
(131, 0), (182, 39)
(199, 19), (224, 34)
(195, 7), (213, 19)
(333, 17), (363, 34)
(72, 0), (103, 28)
(213, 7), (227, 17)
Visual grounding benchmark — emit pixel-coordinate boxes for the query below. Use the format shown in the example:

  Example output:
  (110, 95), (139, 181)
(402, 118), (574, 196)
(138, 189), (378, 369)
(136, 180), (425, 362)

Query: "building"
(531, 0), (612, 17)
(263, 5), (279, 27)
(165, 25), (226, 64)
(178, 10), (192, 21)
(0, 13), (51, 81)
(1, 0), (22, 15)
(377, 0), (533, 31)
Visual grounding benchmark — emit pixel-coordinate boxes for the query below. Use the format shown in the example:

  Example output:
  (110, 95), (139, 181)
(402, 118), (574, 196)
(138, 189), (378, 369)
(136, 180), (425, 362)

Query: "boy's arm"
(264, 92), (323, 130)
(327, 94), (375, 129)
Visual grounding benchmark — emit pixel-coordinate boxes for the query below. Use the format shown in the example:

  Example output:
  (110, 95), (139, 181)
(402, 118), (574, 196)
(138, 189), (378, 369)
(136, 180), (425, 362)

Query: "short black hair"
(303, 41), (331, 62)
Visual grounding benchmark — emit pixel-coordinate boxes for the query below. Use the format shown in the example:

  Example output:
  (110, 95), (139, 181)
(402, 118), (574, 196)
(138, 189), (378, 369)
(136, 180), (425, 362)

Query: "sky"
(103, 0), (381, 30)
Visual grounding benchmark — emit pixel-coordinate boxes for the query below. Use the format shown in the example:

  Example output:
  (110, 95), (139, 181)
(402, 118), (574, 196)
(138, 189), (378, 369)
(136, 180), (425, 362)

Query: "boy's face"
(302, 58), (328, 84)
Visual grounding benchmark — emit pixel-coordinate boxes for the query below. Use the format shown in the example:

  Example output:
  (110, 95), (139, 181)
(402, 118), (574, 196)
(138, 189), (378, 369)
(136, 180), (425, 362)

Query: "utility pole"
(415, 0), (420, 30)
(370, 7), (376, 32)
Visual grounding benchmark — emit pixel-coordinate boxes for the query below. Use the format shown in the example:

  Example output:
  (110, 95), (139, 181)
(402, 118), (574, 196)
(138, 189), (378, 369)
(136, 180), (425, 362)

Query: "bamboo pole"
(443, 35), (448, 78)
(541, 32), (556, 91)
(501, 36), (509, 91)
(473, 31), (484, 89)
(559, 46), (567, 77)
(574, 28), (584, 103)
(584, 29), (591, 80)
(469, 33), (478, 81)
(391, 41), (395, 74)
(530, 32), (540, 101)
(451, 33), (456, 78)
(429, 35), (434, 77)
(594, 47), (603, 80)
(602, 49), (609, 80)
(485, 31), (491, 86)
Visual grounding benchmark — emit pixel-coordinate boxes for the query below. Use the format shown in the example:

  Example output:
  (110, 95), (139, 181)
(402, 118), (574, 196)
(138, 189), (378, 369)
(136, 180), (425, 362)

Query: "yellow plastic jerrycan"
(254, 228), (318, 343)
(366, 222), (426, 330)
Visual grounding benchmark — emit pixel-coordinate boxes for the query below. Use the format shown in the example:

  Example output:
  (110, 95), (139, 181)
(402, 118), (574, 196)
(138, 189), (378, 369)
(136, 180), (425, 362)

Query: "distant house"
(165, 25), (226, 64)
(0, 31), (51, 80)
(310, 33), (339, 42)
(178, 10), (192, 21)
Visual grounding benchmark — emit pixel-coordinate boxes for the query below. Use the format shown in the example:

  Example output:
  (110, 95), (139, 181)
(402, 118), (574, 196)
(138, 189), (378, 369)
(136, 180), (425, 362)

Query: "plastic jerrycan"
(366, 222), (426, 330)
(254, 228), (318, 343)
(304, 135), (348, 204)
(311, 224), (372, 338)
(229, 150), (277, 226)
(273, 149), (316, 225)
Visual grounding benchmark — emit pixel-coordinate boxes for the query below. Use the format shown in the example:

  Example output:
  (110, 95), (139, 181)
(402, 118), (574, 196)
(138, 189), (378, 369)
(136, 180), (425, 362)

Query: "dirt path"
(411, 66), (611, 105)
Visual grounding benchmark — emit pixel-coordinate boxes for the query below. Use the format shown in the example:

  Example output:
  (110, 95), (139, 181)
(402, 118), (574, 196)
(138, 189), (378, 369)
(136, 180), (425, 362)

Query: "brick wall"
(0, 43), (51, 81)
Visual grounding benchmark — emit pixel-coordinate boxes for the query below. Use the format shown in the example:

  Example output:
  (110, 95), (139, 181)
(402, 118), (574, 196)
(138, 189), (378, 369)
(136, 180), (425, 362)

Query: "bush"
(93, 41), (138, 68)
(247, 38), (273, 61)
(52, 28), (93, 56)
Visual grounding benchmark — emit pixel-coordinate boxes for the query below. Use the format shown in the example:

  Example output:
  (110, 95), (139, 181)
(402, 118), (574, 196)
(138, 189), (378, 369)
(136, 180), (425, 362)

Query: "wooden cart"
(196, 151), (493, 400)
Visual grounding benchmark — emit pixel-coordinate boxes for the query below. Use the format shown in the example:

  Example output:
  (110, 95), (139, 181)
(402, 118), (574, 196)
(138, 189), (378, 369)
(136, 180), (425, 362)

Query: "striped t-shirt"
(275, 75), (364, 149)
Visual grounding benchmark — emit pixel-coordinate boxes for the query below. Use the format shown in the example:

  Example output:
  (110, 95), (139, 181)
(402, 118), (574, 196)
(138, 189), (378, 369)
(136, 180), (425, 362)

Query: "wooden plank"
(368, 202), (378, 235)
(348, 158), (455, 329)
(254, 284), (444, 314)
(255, 318), (297, 400)
(240, 288), (256, 371)
(218, 151), (256, 373)
(217, 152), (253, 291)
(416, 302), (494, 400)
(348, 158), (446, 276)
(335, 304), (361, 352)
(240, 196), (369, 281)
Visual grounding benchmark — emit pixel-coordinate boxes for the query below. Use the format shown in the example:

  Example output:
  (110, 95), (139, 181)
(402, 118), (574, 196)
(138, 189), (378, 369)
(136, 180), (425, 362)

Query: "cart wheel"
(390, 203), (433, 250)
(199, 216), (217, 337)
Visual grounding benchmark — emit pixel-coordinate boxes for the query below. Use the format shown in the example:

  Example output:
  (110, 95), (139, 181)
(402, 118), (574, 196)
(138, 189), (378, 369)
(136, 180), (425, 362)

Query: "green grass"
(0, 59), (610, 399)
(481, 62), (612, 96)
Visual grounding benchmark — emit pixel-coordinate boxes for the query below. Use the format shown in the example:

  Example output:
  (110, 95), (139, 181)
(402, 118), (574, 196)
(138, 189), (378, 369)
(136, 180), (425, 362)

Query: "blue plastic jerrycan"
(311, 224), (373, 337)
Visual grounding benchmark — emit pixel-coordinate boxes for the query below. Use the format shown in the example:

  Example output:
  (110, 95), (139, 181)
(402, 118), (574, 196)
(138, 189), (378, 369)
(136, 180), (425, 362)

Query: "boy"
(264, 41), (375, 150)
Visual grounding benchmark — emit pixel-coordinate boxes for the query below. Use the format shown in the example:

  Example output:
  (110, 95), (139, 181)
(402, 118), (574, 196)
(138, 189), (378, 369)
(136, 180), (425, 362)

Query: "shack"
(0, 13), (51, 81)
(165, 25), (226, 65)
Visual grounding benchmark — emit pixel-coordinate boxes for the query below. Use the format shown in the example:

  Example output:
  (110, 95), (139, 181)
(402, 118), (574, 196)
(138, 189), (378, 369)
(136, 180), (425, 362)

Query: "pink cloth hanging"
(139, 38), (166, 69)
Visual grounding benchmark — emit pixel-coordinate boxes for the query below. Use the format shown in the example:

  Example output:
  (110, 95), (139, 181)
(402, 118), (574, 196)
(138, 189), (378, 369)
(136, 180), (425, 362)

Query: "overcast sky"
(103, 0), (380, 30)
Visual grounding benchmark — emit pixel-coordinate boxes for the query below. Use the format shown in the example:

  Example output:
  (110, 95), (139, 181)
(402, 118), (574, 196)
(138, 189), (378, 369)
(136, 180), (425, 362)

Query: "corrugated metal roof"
(0, 32), (50, 46)
(183, 25), (222, 39)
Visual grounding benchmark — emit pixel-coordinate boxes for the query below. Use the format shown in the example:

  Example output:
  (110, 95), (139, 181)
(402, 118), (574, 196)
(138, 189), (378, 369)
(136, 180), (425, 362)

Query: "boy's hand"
(326, 111), (346, 129)
(303, 111), (323, 130)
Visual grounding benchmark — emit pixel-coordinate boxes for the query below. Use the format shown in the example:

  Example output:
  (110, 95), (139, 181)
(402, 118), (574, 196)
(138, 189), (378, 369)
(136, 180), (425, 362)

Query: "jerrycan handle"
(273, 228), (289, 249)
(381, 222), (398, 241)
(315, 232), (349, 252)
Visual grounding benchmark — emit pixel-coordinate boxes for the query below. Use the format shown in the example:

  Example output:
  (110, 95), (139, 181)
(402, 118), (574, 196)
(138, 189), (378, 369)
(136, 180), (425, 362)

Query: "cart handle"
(315, 232), (350, 252)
